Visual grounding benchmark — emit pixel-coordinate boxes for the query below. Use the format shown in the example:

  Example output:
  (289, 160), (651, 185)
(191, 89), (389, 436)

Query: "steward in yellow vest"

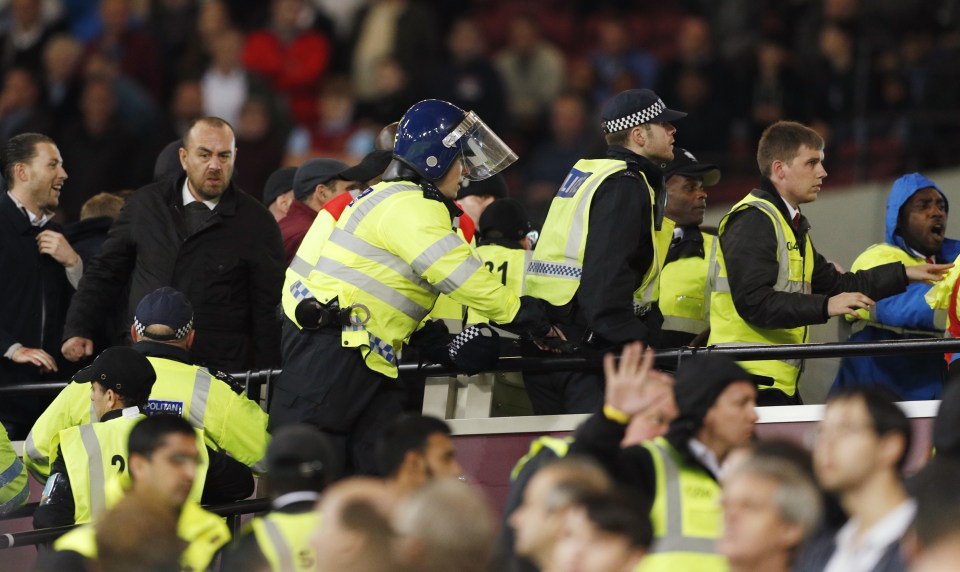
(35, 414), (230, 572)
(33, 347), (157, 529)
(269, 99), (555, 475)
(0, 423), (27, 516)
(524, 88), (686, 415)
(707, 121), (944, 406)
(570, 349), (761, 572)
(224, 425), (338, 572)
(659, 148), (721, 348)
(26, 287), (261, 503)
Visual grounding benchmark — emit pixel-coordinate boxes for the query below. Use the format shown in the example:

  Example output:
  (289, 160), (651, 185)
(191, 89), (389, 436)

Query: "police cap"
(601, 89), (687, 134)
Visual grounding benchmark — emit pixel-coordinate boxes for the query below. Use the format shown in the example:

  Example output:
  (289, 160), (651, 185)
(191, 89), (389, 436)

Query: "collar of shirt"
(779, 194), (800, 224)
(182, 180), (220, 210)
(673, 227), (684, 242)
(825, 499), (916, 572)
(7, 191), (51, 227)
(905, 246), (930, 261)
(687, 438), (722, 478)
(273, 491), (321, 511)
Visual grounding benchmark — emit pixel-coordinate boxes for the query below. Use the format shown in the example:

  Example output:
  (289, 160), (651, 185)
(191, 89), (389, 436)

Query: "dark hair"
(909, 457), (960, 548)
(1, 132), (54, 183)
(128, 414), (196, 461)
(375, 414), (451, 477)
(575, 489), (653, 550)
(827, 386), (912, 471)
(756, 121), (824, 178)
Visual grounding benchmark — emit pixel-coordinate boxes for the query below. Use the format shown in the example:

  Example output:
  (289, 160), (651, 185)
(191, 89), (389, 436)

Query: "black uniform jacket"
(63, 175), (285, 371)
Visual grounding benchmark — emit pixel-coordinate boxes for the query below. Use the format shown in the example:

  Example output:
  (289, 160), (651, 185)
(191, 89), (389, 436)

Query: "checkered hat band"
(603, 99), (666, 133)
(134, 317), (193, 341)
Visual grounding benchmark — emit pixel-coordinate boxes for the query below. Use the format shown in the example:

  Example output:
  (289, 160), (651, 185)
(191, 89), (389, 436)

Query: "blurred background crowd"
(3, 0), (960, 224)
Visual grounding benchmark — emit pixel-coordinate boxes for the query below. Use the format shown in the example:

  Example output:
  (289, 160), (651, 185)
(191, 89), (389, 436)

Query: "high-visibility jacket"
(25, 356), (269, 479)
(469, 244), (534, 326)
(250, 511), (323, 572)
(0, 423), (27, 516)
(638, 438), (727, 572)
(659, 233), (718, 337)
(509, 435), (572, 481)
(526, 158), (667, 313)
(52, 500), (230, 572)
(289, 180), (521, 377)
(53, 411), (142, 524)
(708, 193), (815, 397)
(425, 219), (479, 334)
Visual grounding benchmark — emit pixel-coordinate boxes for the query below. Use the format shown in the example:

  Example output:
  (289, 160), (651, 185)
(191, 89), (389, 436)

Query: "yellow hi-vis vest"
(526, 158), (666, 313)
(282, 207), (341, 328)
(25, 357), (269, 479)
(708, 192), (814, 397)
(639, 437), (727, 572)
(53, 500), (230, 572)
(292, 180), (521, 377)
(251, 511), (323, 572)
(54, 411), (142, 524)
(425, 226), (480, 334)
(849, 243), (946, 335)
(659, 232), (719, 336)
(469, 244), (534, 326)
(0, 423), (27, 516)
(509, 435), (571, 481)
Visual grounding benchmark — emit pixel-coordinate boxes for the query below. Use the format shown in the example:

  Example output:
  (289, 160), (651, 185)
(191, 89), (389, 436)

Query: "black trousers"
(269, 319), (404, 475)
(523, 369), (605, 415)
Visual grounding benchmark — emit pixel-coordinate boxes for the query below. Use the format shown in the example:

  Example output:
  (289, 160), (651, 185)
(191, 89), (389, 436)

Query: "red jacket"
(242, 30), (330, 124)
(279, 199), (319, 264)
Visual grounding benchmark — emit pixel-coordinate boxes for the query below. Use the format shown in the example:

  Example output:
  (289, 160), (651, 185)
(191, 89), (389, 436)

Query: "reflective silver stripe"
(435, 256), (483, 295)
(649, 443), (719, 554)
(521, 250), (534, 295)
(316, 257), (430, 322)
(563, 162), (628, 261)
(662, 315), (709, 335)
(0, 483), (28, 515)
(527, 260), (583, 279)
(24, 431), (45, 468)
(261, 518), (295, 572)
(288, 255), (313, 277)
(0, 456), (23, 486)
(79, 424), (106, 519)
(745, 200), (792, 292)
(714, 276), (730, 293)
(250, 456), (269, 474)
(189, 369), (212, 430)
(411, 234), (467, 276)
(343, 184), (420, 233)
(328, 228), (436, 293)
(703, 236), (719, 320)
(713, 342), (803, 369)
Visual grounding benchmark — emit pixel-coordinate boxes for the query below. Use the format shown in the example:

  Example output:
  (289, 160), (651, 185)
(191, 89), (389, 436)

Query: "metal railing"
(0, 498), (271, 549)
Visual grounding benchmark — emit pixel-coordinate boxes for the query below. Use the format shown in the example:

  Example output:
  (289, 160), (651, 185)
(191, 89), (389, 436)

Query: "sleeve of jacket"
(386, 198), (521, 324)
(568, 412), (657, 501)
(210, 380), (269, 473)
(720, 209), (828, 329)
(24, 382), (90, 480)
(809, 241), (907, 301)
(579, 174), (652, 343)
(200, 447), (255, 505)
(847, 247), (937, 330)
(62, 200), (138, 341)
(248, 211), (285, 368)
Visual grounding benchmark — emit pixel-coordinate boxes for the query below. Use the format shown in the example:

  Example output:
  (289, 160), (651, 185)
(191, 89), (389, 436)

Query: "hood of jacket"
(886, 173), (947, 251)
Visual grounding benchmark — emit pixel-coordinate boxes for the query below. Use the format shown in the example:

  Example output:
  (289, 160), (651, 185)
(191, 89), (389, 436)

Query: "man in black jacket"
(0, 133), (82, 436)
(61, 117), (285, 372)
(708, 120), (949, 405)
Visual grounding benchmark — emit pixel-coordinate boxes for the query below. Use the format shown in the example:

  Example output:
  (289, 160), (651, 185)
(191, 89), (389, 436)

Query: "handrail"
(2, 337), (957, 395)
(0, 497), (272, 549)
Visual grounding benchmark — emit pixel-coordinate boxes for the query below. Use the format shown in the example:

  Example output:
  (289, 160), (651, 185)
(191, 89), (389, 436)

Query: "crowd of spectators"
(2, 0), (960, 225)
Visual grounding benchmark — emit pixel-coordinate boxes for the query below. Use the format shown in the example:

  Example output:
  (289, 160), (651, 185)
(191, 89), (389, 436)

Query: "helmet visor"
(442, 111), (518, 181)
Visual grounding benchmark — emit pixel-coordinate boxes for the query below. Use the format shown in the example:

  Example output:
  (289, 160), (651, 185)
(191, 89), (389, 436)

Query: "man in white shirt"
(796, 387), (915, 572)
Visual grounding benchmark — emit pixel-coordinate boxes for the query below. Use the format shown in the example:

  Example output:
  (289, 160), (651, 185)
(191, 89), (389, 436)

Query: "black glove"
(448, 324), (500, 375)
(494, 296), (552, 339)
(408, 319), (454, 366)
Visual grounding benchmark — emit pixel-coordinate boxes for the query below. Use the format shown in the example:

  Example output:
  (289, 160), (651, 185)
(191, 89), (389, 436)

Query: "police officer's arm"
(386, 200), (521, 323)
(200, 447), (256, 504)
(24, 382), (90, 481)
(247, 211), (285, 368)
(62, 194), (139, 343)
(32, 445), (76, 530)
(580, 175), (654, 343)
(211, 379), (269, 472)
(720, 209), (829, 329)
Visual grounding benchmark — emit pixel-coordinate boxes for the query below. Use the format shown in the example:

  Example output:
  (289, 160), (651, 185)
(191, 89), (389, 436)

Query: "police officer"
(224, 424), (338, 572)
(0, 423), (27, 516)
(36, 414), (231, 572)
(25, 287), (268, 494)
(269, 99), (555, 475)
(659, 148), (722, 348)
(33, 346), (156, 529)
(525, 88), (686, 415)
(570, 345), (760, 571)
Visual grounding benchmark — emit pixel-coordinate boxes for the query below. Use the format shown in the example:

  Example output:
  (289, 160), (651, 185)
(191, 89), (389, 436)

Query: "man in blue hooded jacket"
(833, 173), (960, 399)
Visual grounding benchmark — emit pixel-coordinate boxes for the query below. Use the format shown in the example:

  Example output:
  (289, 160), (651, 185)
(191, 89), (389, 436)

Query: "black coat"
(719, 179), (907, 330)
(63, 175), (284, 372)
